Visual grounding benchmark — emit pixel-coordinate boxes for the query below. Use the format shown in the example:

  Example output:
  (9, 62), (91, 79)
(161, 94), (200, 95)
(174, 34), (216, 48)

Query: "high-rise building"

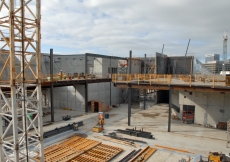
(205, 54), (220, 63)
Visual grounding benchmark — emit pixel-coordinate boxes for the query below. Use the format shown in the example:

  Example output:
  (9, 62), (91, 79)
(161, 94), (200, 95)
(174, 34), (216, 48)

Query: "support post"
(144, 54), (146, 110)
(110, 56), (112, 106)
(128, 50), (132, 126)
(85, 83), (88, 113)
(37, 85), (44, 161)
(168, 86), (172, 132)
(50, 49), (54, 122)
(11, 87), (19, 161)
(85, 54), (88, 112)
(0, 95), (3, 162)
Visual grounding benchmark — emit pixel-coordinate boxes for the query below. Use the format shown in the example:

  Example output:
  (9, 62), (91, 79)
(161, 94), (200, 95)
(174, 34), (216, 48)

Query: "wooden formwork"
(71, 143), (123, 162)
(36, 136), (122, 162)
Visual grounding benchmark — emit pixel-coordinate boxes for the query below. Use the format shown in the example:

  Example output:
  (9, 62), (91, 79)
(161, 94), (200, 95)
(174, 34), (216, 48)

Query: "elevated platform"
(112, 74), (230, 92)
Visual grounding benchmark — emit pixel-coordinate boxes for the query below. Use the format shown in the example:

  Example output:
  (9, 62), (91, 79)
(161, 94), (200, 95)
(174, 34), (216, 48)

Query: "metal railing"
(112, 74), (226, 88)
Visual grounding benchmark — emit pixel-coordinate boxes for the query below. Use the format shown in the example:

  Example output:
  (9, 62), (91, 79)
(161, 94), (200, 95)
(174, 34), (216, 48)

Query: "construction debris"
(119, 149), (142, 162)
(105, 132), (147, 144)
(94, 135), (140, 147)
(62, 115), (71, 121)
(115, 127), (155, 139)
(129, 146), (157, 162)
(61, 107), (72, 110)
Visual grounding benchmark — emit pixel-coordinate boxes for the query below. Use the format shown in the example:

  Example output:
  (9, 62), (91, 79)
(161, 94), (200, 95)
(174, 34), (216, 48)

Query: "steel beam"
(85, 53), (127, 60)
(115, 84), (170, 90)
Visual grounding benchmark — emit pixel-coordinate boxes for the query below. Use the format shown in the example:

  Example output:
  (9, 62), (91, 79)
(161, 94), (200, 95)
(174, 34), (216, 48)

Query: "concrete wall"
(89, 56), (120, 78)
(46, 85), (86, 111)
(127, 59), (141, 74)
(172, 90), (230, 127)
(47, 82), (121, 112)
(168, 56), (193, 74)
(155, 53), (167, 74)
(41, 54), (86, 75)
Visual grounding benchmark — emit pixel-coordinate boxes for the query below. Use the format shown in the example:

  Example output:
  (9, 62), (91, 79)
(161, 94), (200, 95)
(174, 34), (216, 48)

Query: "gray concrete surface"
(43, 103), (229, 162)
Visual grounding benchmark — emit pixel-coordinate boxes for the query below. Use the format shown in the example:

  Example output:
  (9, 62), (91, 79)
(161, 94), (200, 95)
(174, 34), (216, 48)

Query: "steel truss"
(0, 0), (44, 161)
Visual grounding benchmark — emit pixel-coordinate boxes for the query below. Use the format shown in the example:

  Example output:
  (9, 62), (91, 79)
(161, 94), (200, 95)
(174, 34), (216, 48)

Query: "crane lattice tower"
(0, 0), (44, 161)
(223, 31), (228, 62)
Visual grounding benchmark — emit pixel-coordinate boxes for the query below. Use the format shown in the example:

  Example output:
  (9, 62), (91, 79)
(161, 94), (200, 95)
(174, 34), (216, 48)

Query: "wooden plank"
(155, 144), (193, 154)
(129, 146), (157, 162)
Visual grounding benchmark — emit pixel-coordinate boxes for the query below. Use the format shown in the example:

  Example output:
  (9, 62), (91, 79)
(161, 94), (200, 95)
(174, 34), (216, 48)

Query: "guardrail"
(112, 74), (227, 88)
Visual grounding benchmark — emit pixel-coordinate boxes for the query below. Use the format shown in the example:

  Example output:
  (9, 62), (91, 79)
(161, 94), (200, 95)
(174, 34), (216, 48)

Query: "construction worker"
(99, 117), (104, 130)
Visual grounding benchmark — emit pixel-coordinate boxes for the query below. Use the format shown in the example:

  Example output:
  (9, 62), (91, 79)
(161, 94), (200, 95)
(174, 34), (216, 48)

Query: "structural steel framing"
(0, 0), (44, 161)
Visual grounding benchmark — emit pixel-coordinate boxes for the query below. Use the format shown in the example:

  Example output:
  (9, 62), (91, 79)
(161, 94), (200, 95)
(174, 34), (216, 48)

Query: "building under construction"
(0, 0), (230, 162)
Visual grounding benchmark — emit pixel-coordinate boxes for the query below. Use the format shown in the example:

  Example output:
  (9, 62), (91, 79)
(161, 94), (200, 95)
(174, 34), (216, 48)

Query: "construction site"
(0, 1), (230, 162)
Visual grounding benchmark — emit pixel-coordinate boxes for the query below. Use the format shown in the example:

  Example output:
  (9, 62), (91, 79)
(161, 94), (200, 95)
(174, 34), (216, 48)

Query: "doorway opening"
(94, 102), (99, 112)
(182, 105), (195, 124)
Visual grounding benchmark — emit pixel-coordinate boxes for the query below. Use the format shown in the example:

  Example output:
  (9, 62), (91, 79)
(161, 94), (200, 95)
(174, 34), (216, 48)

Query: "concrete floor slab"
(42, 103), (229, 162)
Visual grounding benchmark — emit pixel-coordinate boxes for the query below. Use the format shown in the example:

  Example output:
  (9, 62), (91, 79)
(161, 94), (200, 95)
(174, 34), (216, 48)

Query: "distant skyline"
(40, 0), (229, 62)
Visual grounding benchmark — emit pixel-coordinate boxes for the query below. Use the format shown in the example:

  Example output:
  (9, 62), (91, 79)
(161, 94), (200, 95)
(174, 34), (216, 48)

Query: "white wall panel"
(177, 90), (230, 127)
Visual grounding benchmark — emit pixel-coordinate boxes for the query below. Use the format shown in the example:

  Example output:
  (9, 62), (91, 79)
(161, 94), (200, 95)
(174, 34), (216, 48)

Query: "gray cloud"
(41, 0), (230, 61)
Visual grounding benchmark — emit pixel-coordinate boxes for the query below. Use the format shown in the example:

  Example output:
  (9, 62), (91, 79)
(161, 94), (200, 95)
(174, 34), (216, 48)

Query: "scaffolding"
(0, 0), (43, 161)
(193, 58), (213, 75)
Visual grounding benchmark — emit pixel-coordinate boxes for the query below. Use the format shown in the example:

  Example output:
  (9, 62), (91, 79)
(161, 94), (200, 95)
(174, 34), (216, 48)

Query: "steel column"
(128, 51), (132, 126)
(9, 0), (19, 160)
(85, 83), (88, 113)
(110, 56), (112, 106)
(36, 0), (44, 159)
(37, 85), (44, 161)
(144, 54), (146, 110)
(50, 49), (54, 122)
(0, 95), (3, 162)
(168, 86), (172, 132)
(85, 54), (88, 112)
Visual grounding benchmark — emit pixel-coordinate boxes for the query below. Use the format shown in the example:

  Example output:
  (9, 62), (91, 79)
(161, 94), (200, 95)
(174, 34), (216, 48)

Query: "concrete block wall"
(168, 56), (193, 74)
(172, 90), (230, 127)
(93, 57), (119, 78)
(41, 54), (86, 75)
(46, 85), (85, 111)
(46, 82), (121, 112)
(88, 82), (120, 106)
(127, 59), (141, 74)
(155, 53), (167, 74)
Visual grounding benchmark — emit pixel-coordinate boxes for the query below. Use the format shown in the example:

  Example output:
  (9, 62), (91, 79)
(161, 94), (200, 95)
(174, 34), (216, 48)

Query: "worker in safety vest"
(99, 117), (104, 130)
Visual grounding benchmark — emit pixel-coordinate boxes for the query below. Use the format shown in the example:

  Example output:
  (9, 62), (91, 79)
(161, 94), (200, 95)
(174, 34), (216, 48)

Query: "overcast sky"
(41, 0), (230, 62)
